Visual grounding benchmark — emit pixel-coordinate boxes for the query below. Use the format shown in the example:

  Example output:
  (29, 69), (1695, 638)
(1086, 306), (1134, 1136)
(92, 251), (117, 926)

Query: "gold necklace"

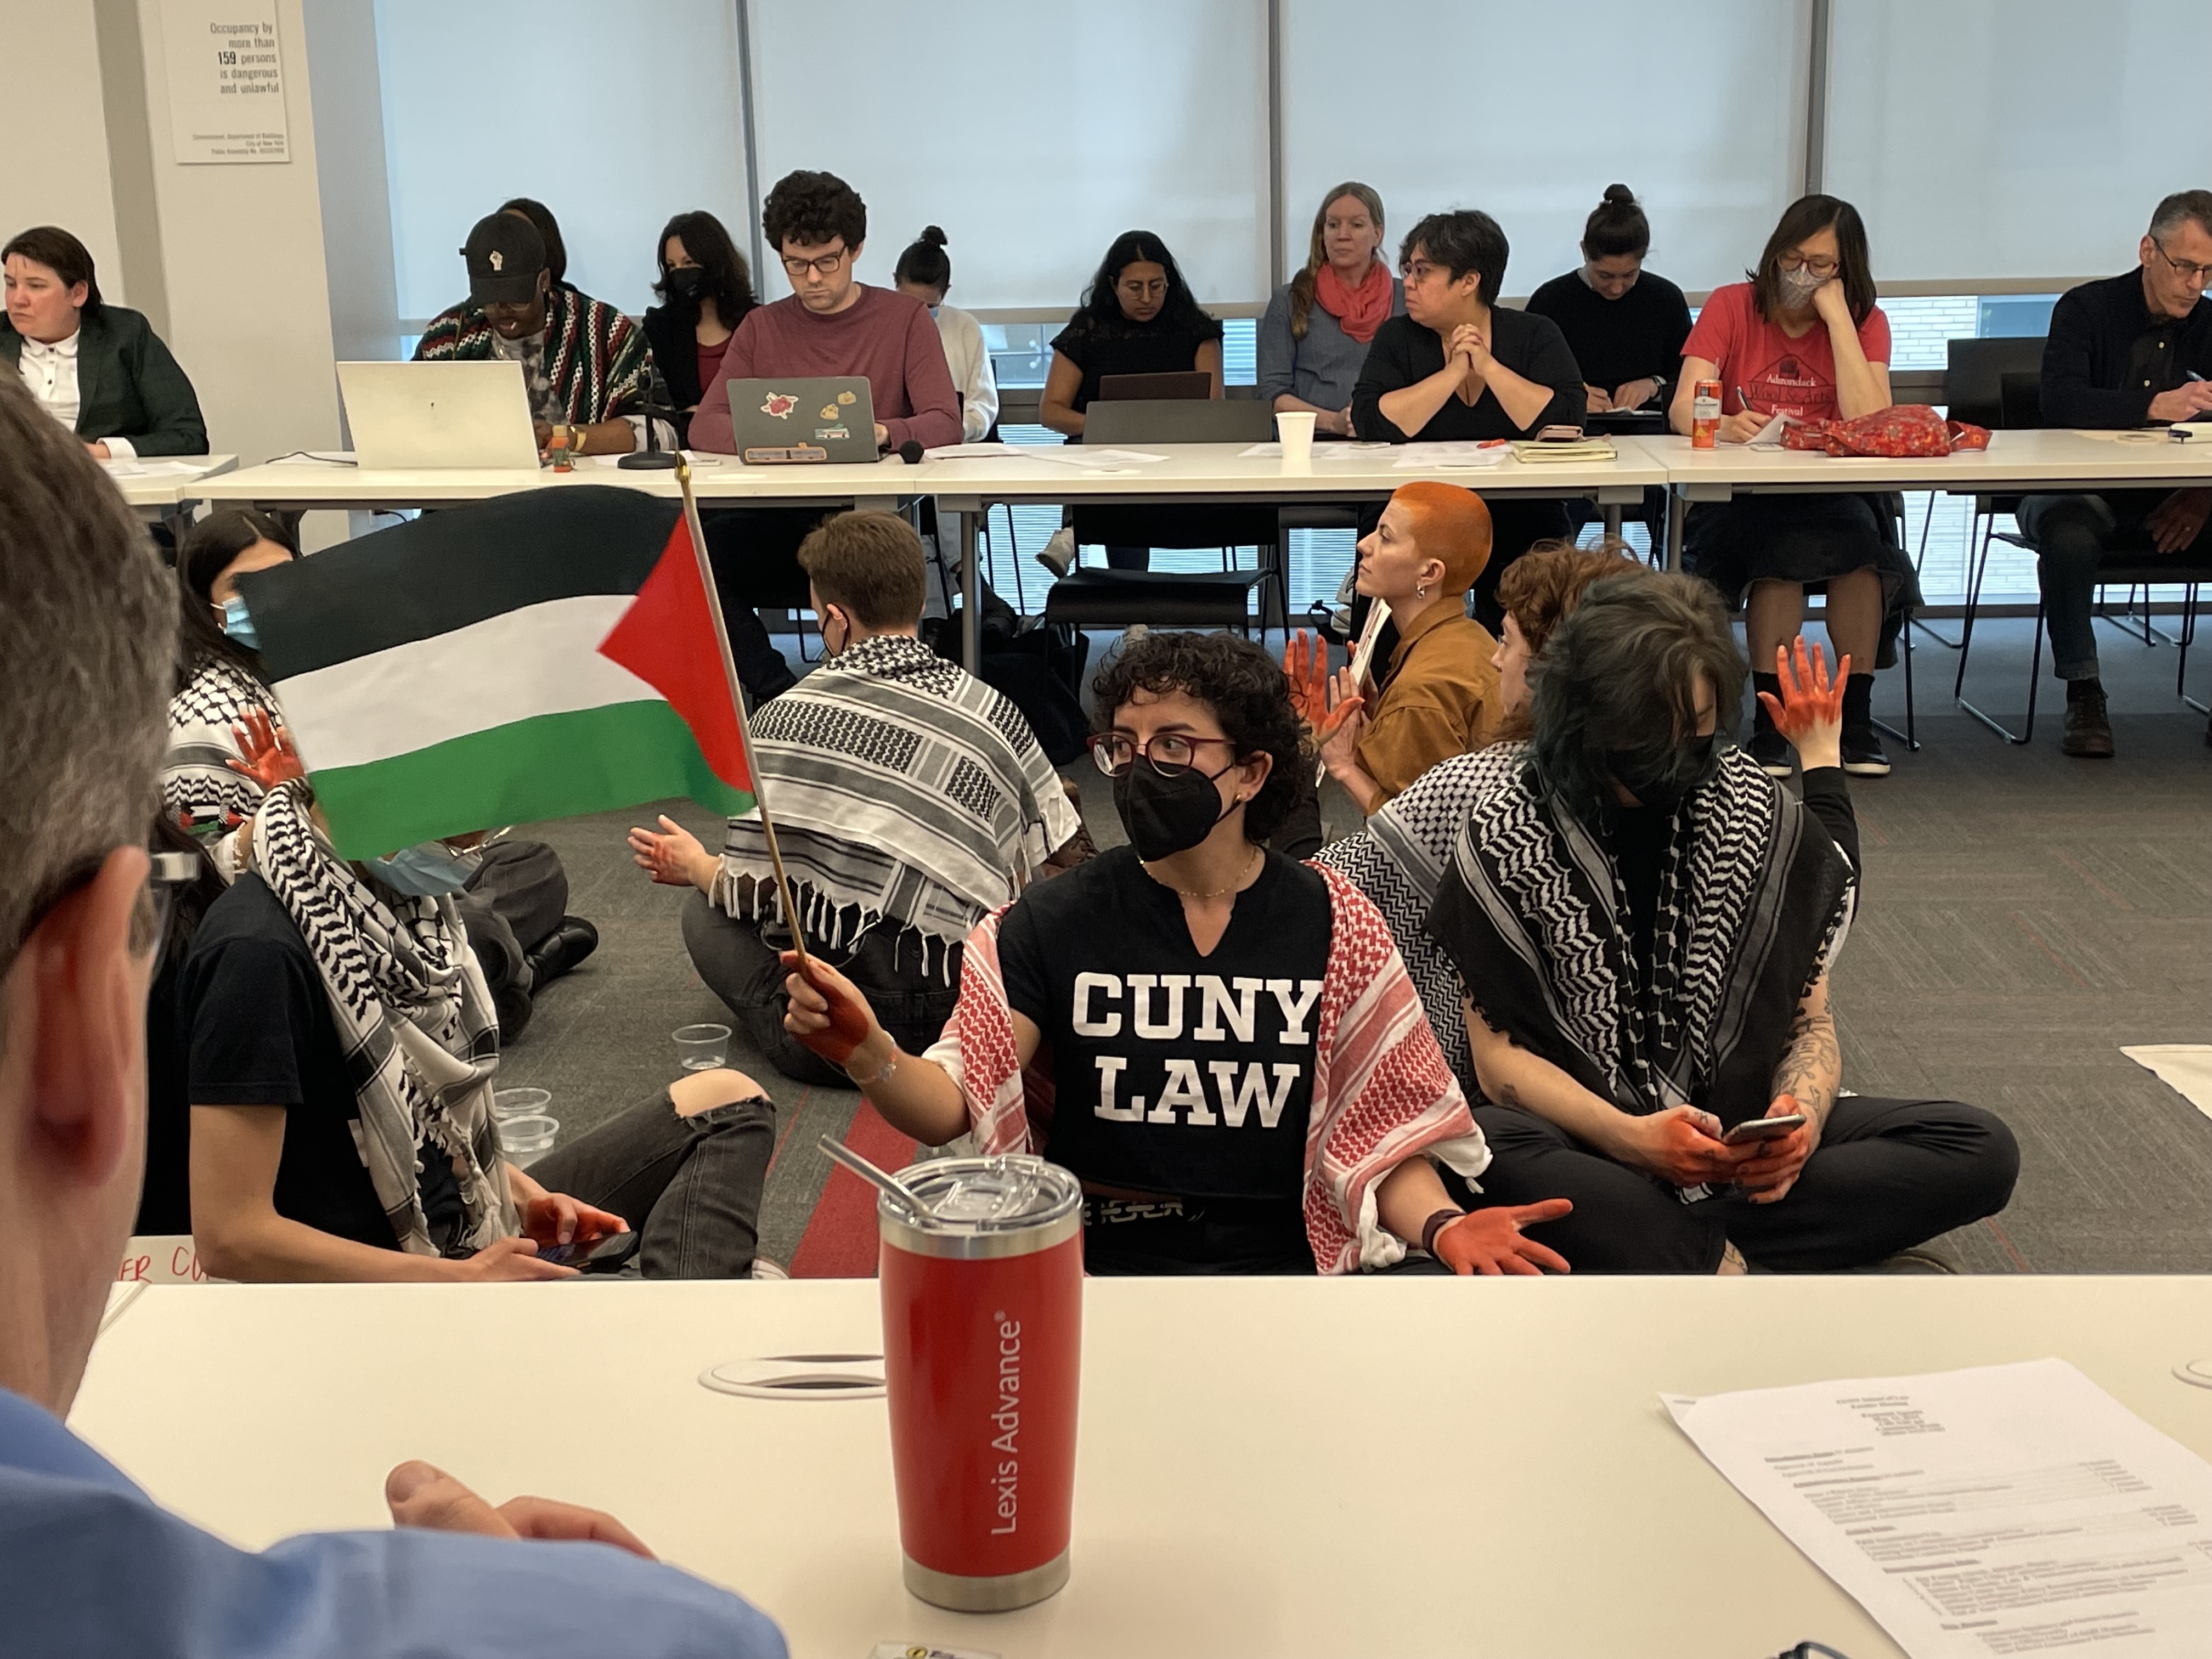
(1142, 844), (1262, 901)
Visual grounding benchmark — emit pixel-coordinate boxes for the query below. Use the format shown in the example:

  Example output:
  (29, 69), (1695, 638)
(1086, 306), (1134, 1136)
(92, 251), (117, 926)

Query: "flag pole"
(674, 455), (811, 968)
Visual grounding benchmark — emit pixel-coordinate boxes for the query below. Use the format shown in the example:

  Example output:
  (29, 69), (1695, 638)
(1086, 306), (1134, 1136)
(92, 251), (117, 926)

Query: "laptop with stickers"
(723, 375), (879, 464)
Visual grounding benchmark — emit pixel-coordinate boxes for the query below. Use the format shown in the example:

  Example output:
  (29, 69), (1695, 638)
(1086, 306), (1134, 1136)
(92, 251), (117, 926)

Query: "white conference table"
(70, 1274), (2212, 1659)
(1655, 428), (2212, 569)
(101, 453), (239, 530)
(201, 443), (1671, 664)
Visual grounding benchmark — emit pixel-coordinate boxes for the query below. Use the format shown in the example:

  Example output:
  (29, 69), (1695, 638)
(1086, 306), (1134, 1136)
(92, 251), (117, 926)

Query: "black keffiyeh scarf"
(1421, 742), (1854, 1124)
(249, 783), (516, 1255)
(164, 653), (273, 840)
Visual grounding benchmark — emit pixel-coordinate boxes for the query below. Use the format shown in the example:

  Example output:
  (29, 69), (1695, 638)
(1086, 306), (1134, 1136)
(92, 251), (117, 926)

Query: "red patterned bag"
(1780, 404), (1991, 457)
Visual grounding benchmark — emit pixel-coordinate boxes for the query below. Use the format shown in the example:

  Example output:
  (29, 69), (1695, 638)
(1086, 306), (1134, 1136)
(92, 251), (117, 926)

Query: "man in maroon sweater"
(691, 171), (961, 699)
(690, 171), (959, 454)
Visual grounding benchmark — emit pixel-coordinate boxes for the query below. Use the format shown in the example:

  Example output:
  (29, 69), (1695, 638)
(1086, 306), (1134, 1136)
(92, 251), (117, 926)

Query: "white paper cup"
(1276, 410), (1318, 465)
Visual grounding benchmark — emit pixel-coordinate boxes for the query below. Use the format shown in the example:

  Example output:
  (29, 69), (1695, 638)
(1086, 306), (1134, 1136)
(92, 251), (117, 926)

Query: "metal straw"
(817, 1133), (934, 1222)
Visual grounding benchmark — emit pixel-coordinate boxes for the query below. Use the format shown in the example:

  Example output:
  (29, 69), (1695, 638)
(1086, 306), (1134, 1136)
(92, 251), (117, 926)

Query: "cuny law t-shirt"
(994, 846), (1331, 1270)
(1681, 281), (1892, 422)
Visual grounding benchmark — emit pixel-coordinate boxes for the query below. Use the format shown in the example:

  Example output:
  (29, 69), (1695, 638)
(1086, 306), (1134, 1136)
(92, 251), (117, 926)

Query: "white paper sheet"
(1667, 1358), (2212, 1657)
(2122, 1045), (2212, 1122)
(99, 459), (215, 477)
(1389, 441), (1508, 470)
(1746, 411), (1795, 448)
(1237, 441), (1393, 459)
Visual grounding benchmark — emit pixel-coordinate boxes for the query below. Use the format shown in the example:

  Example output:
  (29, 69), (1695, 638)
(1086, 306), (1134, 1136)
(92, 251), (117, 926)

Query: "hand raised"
(781, 950), (879, 1067)
(227, 706), (304, 792)
(1433, 1200), (1574, 1276)
(1756, 636), (1848, 769)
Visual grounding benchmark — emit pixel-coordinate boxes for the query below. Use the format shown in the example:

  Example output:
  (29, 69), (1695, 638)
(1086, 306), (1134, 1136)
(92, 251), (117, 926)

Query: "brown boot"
(2060, 680), (2114, 758)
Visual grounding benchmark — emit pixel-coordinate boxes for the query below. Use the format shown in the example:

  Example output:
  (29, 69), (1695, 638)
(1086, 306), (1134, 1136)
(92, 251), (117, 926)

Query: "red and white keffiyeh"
(922, 862), (1489, 1273)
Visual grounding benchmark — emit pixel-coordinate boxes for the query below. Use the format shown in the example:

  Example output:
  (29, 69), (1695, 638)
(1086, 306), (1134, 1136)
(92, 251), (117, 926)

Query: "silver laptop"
(337, 360), (543, 470)
(725, 375), (878, 464)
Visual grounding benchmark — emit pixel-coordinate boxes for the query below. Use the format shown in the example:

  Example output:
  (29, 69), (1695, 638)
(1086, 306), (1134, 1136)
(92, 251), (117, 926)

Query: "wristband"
(847, 1048), (897, 1089)
(1420, 1206), (1465, 1256)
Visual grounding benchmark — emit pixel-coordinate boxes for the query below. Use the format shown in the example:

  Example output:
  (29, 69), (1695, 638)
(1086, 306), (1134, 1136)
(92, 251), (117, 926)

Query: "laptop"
(336, 360), (543, 470)
(725, 376), (878, 464)
(1097, 370), (1210, 402)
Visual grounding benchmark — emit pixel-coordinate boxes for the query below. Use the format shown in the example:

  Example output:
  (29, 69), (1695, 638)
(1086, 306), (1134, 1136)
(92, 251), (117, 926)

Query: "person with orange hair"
(1290, 481), (1503, 814)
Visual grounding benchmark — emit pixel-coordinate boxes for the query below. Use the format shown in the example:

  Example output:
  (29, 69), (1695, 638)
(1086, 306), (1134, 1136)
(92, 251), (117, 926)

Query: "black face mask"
(666, 267), (710, 302)
(1111, 757), (1238, 862)
(1609, 732), (1721, 816)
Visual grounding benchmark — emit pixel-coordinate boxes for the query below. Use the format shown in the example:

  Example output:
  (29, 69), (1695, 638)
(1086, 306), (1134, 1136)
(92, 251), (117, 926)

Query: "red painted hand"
(226, 707), (305, 791)
(1756, 636), (1848, 764)
(1432, 1200), (1575, 1276)
(1284, 630), (1359, 739)
(780, 950), (877, 1067)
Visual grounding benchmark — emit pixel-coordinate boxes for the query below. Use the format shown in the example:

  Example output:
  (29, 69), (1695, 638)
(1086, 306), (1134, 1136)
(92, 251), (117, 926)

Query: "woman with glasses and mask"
(1352, 210), (1586, 630)
(642, 210), (757, 449)
(1669, 193), (1909, 781)
(1419, 573), (2017, 1274)
(784, 630), (1575, 1278)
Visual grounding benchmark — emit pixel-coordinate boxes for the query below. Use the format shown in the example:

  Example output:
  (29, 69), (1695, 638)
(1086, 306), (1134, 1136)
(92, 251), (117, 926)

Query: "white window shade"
(749, 0), (1268, 313)
(1824, 0), (2212, 287)
(1279, 0), (1810, 300)
(374, 0), (749, 321)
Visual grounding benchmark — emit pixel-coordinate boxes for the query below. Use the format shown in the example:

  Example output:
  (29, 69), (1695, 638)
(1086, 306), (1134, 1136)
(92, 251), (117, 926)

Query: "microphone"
(898, 439), (924, 465)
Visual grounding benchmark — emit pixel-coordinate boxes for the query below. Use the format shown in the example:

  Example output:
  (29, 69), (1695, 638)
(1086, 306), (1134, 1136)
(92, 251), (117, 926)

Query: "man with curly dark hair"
(687, 169), (962, 701)
(784, 630), (1576, 1278)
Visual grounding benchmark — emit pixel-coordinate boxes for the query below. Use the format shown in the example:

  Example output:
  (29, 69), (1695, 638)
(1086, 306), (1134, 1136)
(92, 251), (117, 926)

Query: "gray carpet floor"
(495, 613), (2212, 1272)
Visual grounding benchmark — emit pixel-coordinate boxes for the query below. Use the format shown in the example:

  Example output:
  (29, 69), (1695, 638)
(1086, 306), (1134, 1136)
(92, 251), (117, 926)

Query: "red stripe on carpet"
(787, 1101), (915, 1279)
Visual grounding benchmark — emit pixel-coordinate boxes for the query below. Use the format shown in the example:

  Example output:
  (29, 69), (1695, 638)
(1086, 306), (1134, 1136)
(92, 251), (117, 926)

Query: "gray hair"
(0, 376), (175, 998)
(2149, 190), (2212, 244)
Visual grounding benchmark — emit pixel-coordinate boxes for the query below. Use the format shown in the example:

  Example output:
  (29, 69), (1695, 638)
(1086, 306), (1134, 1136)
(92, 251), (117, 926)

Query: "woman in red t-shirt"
(1668, 194), (1909, 779)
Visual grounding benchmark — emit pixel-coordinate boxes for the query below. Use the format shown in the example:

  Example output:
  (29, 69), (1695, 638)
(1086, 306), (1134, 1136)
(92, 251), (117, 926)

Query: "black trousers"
(701, 506), (827, 699)
(1460, 1097), (2019, 1273)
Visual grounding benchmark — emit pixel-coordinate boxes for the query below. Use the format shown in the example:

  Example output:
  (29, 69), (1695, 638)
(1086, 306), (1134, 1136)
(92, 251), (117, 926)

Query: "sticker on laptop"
(820, 404), (840, 421)
(838, 390), (857, 405)
(760, 392), (798, 419)
(815, 426), (850, 441)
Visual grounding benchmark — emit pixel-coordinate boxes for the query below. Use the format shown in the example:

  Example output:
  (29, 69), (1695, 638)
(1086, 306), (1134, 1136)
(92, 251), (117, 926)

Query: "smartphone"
(533, 1229), (641, 1272)
(1536, 424), (1585, 443)
(1722, 1114), (1806, 1146)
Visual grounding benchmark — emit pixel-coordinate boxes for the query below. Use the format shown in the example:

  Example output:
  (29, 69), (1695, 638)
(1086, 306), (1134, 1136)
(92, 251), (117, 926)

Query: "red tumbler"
(878, 1155), (1084, 1612)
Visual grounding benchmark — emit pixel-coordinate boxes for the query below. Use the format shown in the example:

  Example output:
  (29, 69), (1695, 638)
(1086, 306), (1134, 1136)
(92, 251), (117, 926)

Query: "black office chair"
(1045, 398), (1288, 639)
(1956, 364), (2211, 741)
(1913, 337), (2048, 650)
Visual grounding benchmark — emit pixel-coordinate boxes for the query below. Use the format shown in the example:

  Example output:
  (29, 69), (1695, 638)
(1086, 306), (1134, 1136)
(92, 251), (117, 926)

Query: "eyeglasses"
(2153, 239), (2212, 283)
(780, 247), (850, 278)
(1778, 252), (1840, 278)
(0, 849), (201, 982)
(1087, 732), (1241, 778)
(1399, 258), (1443, 284)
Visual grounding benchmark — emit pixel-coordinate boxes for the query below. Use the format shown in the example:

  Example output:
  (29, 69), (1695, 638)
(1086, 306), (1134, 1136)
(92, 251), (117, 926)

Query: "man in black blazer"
(2, 225), (206, 459)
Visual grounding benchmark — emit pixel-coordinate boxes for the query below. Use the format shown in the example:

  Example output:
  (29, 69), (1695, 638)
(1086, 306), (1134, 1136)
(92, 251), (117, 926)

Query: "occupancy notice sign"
(162, 0), (290, 164)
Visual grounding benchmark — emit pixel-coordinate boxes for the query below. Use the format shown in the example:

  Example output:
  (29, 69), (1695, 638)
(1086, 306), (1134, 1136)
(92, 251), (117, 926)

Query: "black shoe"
(2060, 683), (2114, 758)
(1748, 727), (1792, 777)
(1841, 727), (1891, 776)
(524, 916), (599, 990)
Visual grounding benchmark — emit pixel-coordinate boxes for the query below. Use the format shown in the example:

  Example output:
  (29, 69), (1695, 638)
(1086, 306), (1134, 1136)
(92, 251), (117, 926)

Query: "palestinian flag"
(236, 486), (753, 859)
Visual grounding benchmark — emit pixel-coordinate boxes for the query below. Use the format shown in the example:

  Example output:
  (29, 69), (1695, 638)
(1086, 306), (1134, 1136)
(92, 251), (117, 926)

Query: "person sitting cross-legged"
(1424, 574), (2019, 1273)
(782, 630), (1576, 1277)
(630, 510), (1088, 1087)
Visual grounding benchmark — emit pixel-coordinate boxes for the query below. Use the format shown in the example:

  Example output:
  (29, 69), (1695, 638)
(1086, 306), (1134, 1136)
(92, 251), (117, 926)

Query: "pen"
(1734, 385), (1759, 417)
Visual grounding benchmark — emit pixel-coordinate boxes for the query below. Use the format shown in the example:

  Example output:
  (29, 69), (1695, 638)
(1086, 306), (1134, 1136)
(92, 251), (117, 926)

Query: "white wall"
(133, 0), (342, 463)
(1, 3), (126, 300)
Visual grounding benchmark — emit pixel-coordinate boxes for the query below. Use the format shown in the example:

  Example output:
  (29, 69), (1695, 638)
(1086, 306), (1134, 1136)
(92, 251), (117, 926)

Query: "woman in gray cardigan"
(1257, 182), (1403, 437)
(3, 224), (206, 458)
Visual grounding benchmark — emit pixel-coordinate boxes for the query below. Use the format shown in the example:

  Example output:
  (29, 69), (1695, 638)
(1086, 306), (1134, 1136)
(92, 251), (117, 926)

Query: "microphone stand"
(618, 362), (681, 470)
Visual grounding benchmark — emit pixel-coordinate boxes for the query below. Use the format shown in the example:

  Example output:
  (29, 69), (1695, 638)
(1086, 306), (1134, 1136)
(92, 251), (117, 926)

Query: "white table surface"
(1655, 427), (2212, 497)
(68, 1276), (2212, 1659)
(101, 453), (238, 509)
(198, 442), (1669, 512)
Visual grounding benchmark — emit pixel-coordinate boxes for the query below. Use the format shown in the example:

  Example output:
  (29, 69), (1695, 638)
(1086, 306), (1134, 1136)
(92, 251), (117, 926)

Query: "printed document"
(1667, 1359), (2212, 1657)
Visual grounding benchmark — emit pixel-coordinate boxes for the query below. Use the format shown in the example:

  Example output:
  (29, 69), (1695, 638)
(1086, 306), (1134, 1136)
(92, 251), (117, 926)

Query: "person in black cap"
(412, 211), (654, 459)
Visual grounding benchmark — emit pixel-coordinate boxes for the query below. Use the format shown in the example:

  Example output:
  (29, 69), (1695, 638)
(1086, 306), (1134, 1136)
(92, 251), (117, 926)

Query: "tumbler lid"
(879, 1154), (1082, 1259)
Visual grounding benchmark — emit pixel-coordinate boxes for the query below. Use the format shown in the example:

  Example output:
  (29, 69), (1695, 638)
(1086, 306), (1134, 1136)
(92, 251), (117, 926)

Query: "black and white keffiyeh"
(717, 635), (1080, 969)
(1418, 742), (1856, 1124)
(249, 783), (516, 1256)
(164, 653), (273, 849)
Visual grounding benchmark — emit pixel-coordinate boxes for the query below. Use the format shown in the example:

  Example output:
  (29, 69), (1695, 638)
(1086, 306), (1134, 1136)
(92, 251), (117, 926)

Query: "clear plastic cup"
(673, 1023), (731, 1071)
(492, 1087), (551, 1121)
(497, 1113), (558, 1167)
(1275, 410), (1318, 466)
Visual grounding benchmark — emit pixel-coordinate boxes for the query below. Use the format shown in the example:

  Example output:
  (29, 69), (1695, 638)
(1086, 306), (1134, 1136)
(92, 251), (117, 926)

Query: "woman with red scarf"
(1258, 183), (1402, 437)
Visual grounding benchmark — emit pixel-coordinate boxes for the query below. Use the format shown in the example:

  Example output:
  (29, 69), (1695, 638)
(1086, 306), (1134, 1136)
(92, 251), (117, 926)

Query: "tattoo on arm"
(1773, 1003), (1841, 1121)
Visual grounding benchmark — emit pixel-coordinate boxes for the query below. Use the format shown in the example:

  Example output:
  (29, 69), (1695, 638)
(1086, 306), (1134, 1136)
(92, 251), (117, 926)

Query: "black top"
(2040, 269), (2212, 430)
(641, 300), (754, 444)
(1524, 270), (1693, 402)
(0, 306), (208, 456)
(176, 876), (462, 1252)
(1050, 309), (1224, 413)
(1352, 309), (1587, 442)
(995, 846), (1330, 1269)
